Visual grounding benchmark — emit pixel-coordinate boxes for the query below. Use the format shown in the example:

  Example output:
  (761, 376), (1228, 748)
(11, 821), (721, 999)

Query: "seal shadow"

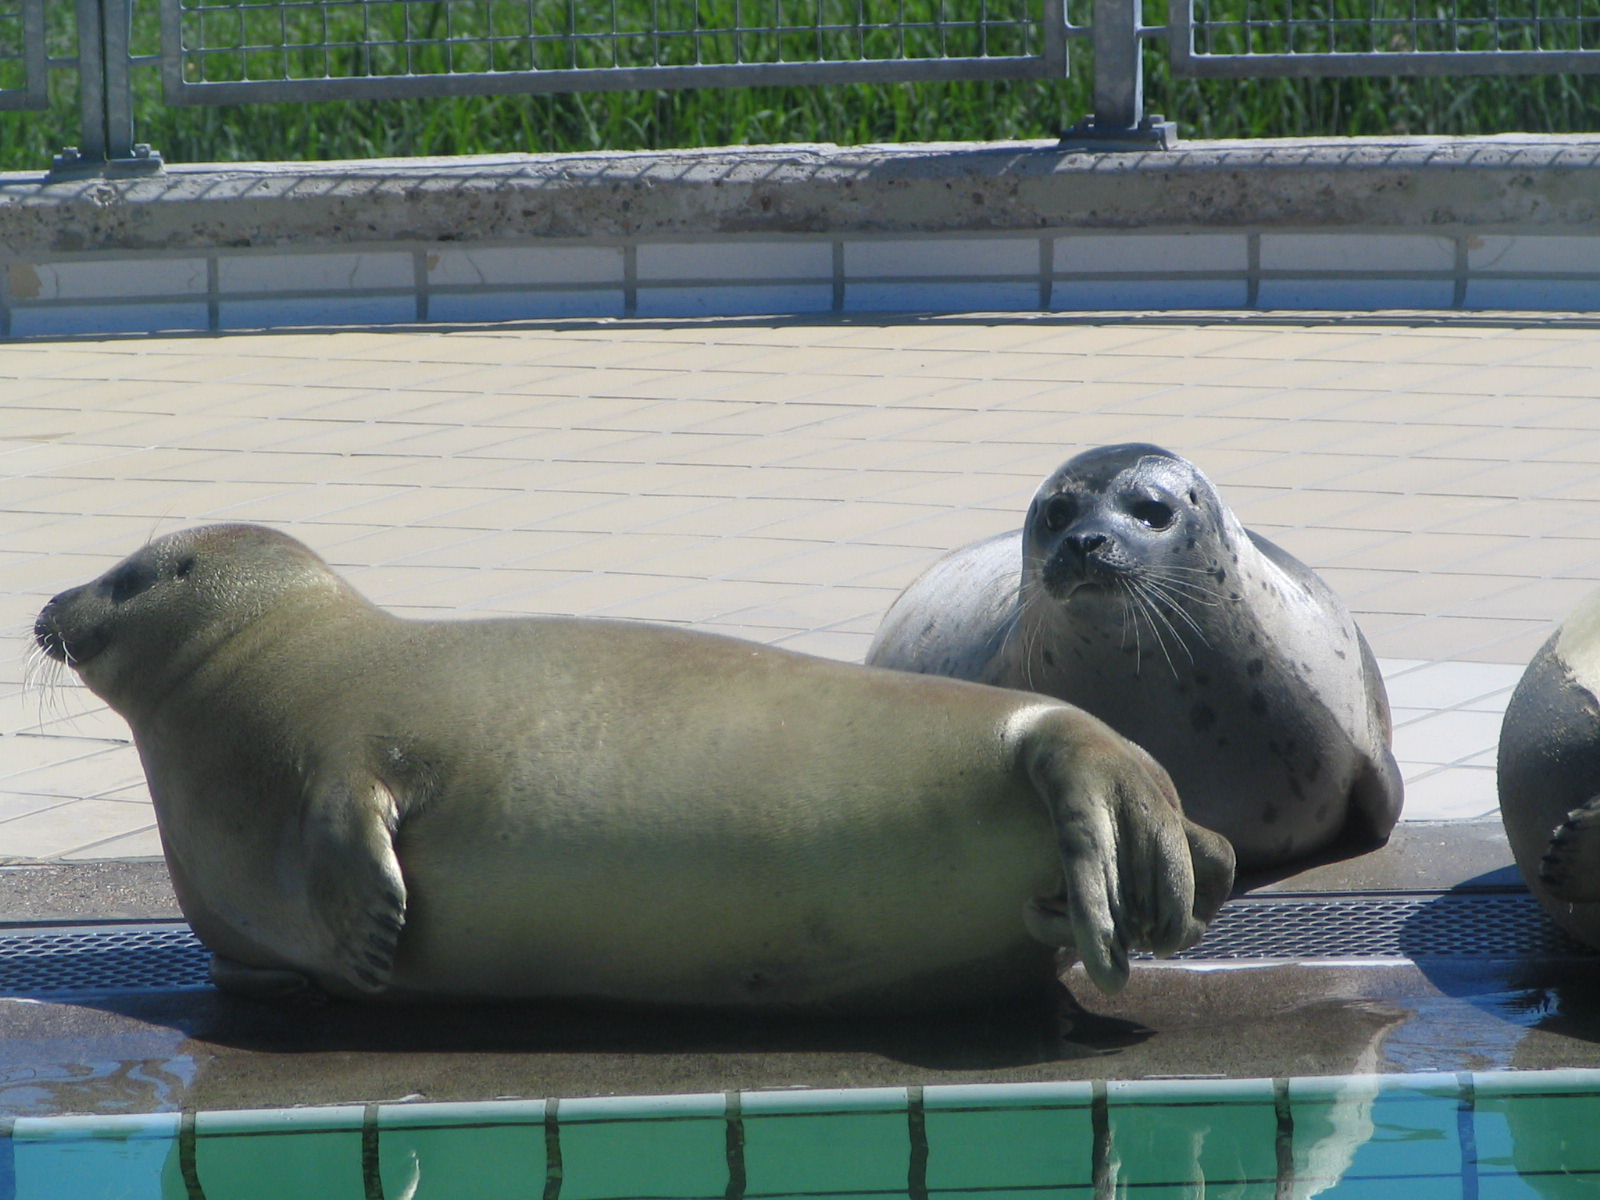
(39, 978), (1156, 1074)
(1402, 869), (1600, 1053)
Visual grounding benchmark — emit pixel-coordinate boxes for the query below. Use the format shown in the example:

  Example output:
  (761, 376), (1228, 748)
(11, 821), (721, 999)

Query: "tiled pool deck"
(4, 312), (1599, 863)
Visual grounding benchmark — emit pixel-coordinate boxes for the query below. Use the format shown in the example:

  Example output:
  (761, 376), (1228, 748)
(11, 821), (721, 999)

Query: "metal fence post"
(52, 0), (161, 176)
(1060, 0), (1177, 149)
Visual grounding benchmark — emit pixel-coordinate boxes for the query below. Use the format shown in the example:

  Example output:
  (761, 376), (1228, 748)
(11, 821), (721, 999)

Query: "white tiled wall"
(4, 230), (1599, 337)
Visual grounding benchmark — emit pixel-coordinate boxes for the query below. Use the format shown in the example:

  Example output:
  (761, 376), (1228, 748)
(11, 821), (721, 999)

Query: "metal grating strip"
(1168, 893), (1596, 960)
(0, 895), (1591, 997)
(0, 925), (209, 995)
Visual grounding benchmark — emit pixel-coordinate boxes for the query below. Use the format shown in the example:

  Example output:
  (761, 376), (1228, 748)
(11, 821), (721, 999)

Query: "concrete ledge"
(2, 135), (1598, 334)
(1, 135), (1598, 254)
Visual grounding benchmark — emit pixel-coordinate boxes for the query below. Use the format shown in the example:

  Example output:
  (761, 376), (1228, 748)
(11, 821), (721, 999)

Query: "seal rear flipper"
(302, 778), (408, 996)
(209, 954), (327, 1004)
(1342, 748), (1404, 851)
(1540, 795), (1600, 902)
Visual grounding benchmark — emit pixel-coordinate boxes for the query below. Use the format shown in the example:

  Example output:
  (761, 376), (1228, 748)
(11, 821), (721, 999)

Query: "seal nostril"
(1069, 533), (1109, 556)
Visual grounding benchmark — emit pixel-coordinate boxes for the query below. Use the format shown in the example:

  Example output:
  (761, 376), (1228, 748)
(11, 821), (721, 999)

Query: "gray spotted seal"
(1499, 588), (1600, 948)
(34, 523), (1233, 1008)
(868, 443), (1403, 871)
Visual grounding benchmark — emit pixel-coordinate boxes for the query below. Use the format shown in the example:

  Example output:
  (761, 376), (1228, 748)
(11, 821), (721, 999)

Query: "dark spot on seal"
(1305, 754), (1322, 781)
(1334, 648), (1347, 659)
(1216, 736), (1229, 748)
(1248, 632), (1258, 646)
(1213, 568), (1227, 584)
(1249, 690), (1268, 716)
(1191, 703), (1217, 732)
(745, 970), (767, 992)
(1316, 803), (1330, 820)
(1185, 538), (1196, 551)
(1188, 490), (1198, 504)
(1229, 592), (1241, 602)
(1247, 658), (1265, 678)
(1194, 672), (1210, 687)
(1289, 778), (1306, 800)
(1042, 649), (1055, 667)
(1261, 805), (1279, 824)
(1268, 740), (1282, 757)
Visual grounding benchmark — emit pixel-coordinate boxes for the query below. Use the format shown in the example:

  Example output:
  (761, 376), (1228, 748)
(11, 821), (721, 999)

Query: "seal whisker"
(1126, 579), (1189, 676)
(1138, 580), (1212, 642)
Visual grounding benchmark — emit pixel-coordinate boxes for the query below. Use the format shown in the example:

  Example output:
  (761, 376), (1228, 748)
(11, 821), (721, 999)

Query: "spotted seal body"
(1499, 588), (1600, 948)
(35, 523), (1233, 1009)
(868, 444), (1402, 871)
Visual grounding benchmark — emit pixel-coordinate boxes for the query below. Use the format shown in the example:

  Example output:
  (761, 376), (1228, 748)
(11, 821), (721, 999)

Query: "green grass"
(0, 0), (1595, 172)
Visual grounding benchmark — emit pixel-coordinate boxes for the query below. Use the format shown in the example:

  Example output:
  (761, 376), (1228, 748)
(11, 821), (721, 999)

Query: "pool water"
(5, 1070), (1599, 1200)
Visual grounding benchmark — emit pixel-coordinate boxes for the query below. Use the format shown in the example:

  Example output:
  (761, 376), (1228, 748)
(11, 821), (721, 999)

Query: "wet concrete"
(8, 822), (1600, 1116)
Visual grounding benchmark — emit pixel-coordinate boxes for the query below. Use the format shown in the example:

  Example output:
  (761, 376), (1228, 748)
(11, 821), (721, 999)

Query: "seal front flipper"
(1540, 796), (1600, 903)
(299, 776), (407, 997)
(1015, 706), (1235, 994)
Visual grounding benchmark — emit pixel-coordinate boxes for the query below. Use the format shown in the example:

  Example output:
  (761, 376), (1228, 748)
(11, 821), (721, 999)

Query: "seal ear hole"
(1188, 490), (1198, 505)
(1042, 496), (1076, 533)
(174, 556), (196, 579)
(1128, 499), (1175, 531)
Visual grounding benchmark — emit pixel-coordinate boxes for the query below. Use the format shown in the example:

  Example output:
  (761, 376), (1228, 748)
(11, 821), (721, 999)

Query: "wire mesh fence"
(158, 0), (1067, 101)
(1172, 0), (1600, 74)
(10, 0), (1600, 170)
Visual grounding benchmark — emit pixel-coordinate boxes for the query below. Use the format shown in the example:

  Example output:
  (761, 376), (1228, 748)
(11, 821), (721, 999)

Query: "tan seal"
(35, 523), (1233, 1008)
(869, 444), (1402, 872)
(1499, 587), (1600, 949)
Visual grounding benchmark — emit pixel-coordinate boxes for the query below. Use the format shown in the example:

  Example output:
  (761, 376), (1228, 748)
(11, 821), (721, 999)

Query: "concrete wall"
(2, 134), (1598, 337)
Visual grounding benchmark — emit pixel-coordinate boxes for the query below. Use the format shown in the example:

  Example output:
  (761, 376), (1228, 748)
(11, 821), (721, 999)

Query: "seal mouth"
(33, 610), (106, 667)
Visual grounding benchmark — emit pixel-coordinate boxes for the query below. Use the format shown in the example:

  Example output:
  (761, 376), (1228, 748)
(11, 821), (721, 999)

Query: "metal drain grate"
(0, 924), (209, 995)
(0, 895), (1592, 996)
(1167, 893), (1596, 960)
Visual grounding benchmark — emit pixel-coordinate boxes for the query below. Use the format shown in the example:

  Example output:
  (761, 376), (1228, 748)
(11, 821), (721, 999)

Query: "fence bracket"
(48, 142), (164, 181)
(1059, 112), (1177, 151)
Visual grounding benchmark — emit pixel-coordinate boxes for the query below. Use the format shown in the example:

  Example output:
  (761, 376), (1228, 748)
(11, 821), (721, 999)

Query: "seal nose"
(1067, 532), (1109, 558)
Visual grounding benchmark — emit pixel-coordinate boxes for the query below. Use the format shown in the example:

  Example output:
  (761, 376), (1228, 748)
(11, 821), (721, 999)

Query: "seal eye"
(106, 562), (156, 604)
(1042, 496), (1076, 533)
(1128, 499), (1174, 531)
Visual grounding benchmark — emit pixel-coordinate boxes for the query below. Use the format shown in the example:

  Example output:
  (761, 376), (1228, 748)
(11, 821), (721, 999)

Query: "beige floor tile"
(514, 572), (689, 615)
(0, 798), (159, 861)
(869, 507), (1018, 550)
(1451, 577), (1600, 621)
(59, 823), (164, 860)
(1, 744), (144, 798)
(520, 533), (719, 574)
(1447, 536), (1600, 578)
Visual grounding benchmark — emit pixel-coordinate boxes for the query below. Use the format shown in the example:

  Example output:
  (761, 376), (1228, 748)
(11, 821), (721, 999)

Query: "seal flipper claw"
(303, 777), (407, 996)
(1540, 794), (1600, 903)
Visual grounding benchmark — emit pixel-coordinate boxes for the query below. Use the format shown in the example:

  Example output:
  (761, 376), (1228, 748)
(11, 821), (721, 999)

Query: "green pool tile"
(558, 1114), (727, 1200)
(1474, 1077), (1600, 1187)
(194, 1105), (367, 1200)
(377, 1101), (547, 1200)
(11, 1113), (186, 1200)
(1110, 1185), (1275, 1200)
(924, 1102), (1093, 1191)
(1107, 1078), (1277, 1191)
(742, 1090), (910, 1198)
(1478, 1171), (1591, 1200)
(1308, 1175), (1469, 1199)
(1289, 1075), (1462, 1186)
